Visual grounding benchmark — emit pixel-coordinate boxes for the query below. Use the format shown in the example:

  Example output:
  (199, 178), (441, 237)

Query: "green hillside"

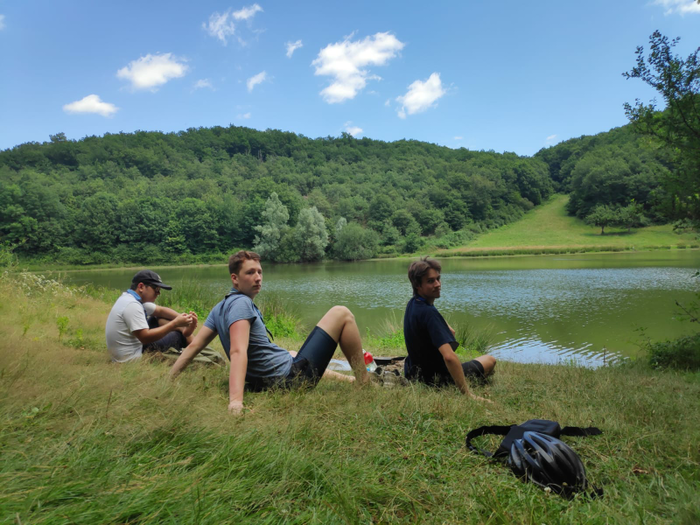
(0, 127), (554, 265)
(437, 194), (697, 256)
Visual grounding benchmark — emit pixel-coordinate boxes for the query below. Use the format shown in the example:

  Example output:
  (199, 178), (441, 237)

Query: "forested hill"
(0, 126), (554, 264)
(534, 124), (675, 222)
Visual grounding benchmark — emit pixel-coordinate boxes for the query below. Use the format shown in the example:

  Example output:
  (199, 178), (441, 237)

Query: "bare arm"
(439, 343), (470, 395)
(228, 320), (250, 415)
(132, 313), (192, 345)
(169, 326), (217, 378)
(153, 305), (180, 320)
(438, 343), (491, 403)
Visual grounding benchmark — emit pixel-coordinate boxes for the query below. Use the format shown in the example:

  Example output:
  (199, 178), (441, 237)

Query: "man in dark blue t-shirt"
(404, 257), (496, 402)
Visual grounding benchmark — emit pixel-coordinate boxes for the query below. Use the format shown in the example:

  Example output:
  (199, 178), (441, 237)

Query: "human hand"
(469, 393), (494, 405)
(228, 400), (244, 416)
(174, 312), (193, 328)
(180, 312), (198, 338)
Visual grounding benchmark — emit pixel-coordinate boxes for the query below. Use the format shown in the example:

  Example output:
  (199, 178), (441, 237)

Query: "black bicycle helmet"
(507, 431), (588, 496)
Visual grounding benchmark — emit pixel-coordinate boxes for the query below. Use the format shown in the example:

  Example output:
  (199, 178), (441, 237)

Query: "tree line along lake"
(57, 250), (700, 367)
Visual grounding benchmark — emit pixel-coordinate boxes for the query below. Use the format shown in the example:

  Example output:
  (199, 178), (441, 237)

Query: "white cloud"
(237, 112), (252, 119)
(344, 121), (363, 137)
(546, 134), (558, 142)
(193, 79), (213, 90)
(454, 136), (463, 140)
(63, 95), (118, 117)
(384, 98), (391, 107)
(117, 53), (188, 91)
(652, 0), (700, 15)
(312, 32), (405, 103)
(233, 4), (263, 20)
(0, 14), (5, 30)
(203, 11), (235, 44)
(286, 39), (303, 58)
(395, 72), (446, 119)
(203, 6), (262, 46)
(247, 71), (267, 92)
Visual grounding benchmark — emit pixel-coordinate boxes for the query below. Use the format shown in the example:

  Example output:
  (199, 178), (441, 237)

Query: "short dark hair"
(228, 250), (261, 275)
(408, 257), (441, 294)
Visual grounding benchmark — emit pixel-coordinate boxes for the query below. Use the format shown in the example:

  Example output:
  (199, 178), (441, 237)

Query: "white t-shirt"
(105, 292), (157, 362)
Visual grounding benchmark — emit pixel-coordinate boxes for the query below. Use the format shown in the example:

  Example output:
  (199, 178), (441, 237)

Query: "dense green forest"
(0, 128), (556, 264)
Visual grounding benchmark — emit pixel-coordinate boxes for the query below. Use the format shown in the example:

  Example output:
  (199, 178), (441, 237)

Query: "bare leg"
(316, 306), (370, 385)
(474, 355), (497, 376)
(322, 369), (355, 383)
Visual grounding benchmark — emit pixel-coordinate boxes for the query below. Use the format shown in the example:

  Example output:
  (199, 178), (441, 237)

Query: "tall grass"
(1, 271), (700, 523)
(454, 322), (495, 357)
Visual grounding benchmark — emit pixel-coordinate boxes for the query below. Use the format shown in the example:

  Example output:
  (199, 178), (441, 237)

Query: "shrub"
(646, 333), (700, 371)
(0, 243), (19, 270)
(432, 229), (476, 249)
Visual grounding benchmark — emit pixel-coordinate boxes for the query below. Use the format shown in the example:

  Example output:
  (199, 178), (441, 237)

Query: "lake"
(57, 251), (700, 367)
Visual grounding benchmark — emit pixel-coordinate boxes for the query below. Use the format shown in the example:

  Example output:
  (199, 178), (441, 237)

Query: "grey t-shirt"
(105, 291), (157, 363)
(204, 291), (293, 379)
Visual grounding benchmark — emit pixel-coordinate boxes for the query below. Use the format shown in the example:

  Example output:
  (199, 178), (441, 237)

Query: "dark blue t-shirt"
(403, 296), (459, 385)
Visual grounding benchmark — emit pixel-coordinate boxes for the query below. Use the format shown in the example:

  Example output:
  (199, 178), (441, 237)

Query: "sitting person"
(403, 257), (496, 402)
(170, 250), (370, 415)
(106, 270), (197, 363)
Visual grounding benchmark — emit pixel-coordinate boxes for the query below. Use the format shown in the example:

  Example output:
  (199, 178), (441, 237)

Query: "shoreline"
(16, 244), (700, 273)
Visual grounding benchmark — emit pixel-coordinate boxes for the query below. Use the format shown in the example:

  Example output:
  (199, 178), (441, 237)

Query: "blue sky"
(0, 0), (698, 155)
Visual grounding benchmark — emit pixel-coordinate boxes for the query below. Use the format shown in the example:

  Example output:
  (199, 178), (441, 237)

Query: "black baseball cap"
(131, 269), (173, 290)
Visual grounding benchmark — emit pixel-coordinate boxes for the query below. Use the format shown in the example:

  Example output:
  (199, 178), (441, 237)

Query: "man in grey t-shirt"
(105, 269), (197, 362)
(170, 250), (371, 415)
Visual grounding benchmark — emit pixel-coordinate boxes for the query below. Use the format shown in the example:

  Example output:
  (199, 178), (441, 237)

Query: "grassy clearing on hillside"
(1, 274), (699, 524)
(436, 195), (698, 257)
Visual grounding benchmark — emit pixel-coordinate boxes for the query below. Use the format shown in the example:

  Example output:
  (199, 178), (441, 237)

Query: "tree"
(618, 201), (646, 232)
(401, 220), (423, 253)
(391, 209), (415, 235)
(585, 205), (618, 235)
(623, 31), (700, 223)
(333, 223), (379, 261)
(294, 207), (328, 262)
(380, 220), (401, 246)
(253, 192), (290, 261)
(76, 192), (119, 251)
(173, 198), (219, 254)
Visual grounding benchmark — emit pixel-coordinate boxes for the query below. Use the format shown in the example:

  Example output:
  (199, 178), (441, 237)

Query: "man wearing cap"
(105, 269), (197, 363)
(404, 257), (496, 402)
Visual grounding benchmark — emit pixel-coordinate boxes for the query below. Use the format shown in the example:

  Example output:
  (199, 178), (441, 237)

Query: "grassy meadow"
(436, 194), (698, 257)
(1, 271), (699, 524)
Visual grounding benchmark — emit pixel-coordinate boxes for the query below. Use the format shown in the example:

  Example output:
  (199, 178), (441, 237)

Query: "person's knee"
(478, 355), (497, 375)
(328, 305), (354, 323)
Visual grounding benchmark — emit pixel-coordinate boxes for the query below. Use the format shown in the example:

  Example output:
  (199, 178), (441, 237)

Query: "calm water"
(57, 251), (700, 367)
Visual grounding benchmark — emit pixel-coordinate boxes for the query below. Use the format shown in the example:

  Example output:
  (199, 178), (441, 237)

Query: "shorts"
(407, 359), (486, 387)
(245, 326), (338, 392)
(142, 316), (187, 354)
(462, 359), (486, 380)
